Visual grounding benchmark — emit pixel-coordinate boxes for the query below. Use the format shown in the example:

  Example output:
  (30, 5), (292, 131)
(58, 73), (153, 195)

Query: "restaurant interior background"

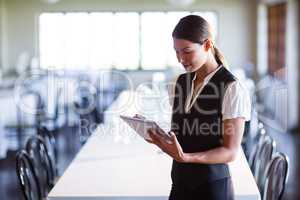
(0, 0), (299, 199)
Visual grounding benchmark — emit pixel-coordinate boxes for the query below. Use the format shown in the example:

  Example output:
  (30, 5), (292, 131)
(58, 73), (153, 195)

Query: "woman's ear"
(203, 39), (213, 52)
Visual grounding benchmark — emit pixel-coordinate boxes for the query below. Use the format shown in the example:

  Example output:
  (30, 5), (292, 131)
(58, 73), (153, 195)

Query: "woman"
(147, 15), (251, 199)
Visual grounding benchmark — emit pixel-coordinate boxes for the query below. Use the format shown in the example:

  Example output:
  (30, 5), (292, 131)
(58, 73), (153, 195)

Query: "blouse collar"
(192, 65), (223, 84)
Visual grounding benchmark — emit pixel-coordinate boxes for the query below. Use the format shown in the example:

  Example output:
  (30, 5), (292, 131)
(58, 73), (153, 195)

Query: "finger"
(169, 131), (179, 144)
(145, 139), (154, 144)
(151, 130), (165, 142)
(160, 131), (175, 145)
(150, 132), (167, 149)
(146, 138), (162, 147)
(168, 131), (184, 153)
(148, 131), (161, 145)
(148, 129), (155, 139)
(147, 133), (158, 143)
(169, 131), (176, 139)
(149, 130), (158, 140)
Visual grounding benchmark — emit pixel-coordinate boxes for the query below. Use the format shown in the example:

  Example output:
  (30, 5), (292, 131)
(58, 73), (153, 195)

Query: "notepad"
(120, 115), (172, 144)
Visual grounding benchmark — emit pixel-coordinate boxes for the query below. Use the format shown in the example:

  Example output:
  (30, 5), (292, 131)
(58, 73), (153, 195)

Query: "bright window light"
(89, 13), (114, 69)
(39, 11), (218, 70)
(39, 13), (65, 69)
(141, 12), (168, 70)
(113, 13), (139, 70)
(64, 13), (90, 70)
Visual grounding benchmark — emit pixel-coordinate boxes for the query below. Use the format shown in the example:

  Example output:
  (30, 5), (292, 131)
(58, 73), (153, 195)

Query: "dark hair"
(172, 15), (226, 67)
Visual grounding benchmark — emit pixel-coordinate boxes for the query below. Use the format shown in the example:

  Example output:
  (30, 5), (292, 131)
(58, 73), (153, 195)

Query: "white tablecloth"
(48, 90), (261, 200)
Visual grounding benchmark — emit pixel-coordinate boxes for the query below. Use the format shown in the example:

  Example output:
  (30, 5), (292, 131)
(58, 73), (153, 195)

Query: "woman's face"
(173, 38), (208, 72)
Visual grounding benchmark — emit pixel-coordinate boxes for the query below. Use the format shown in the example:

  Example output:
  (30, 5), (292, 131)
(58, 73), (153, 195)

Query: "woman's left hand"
(147, 129), (188, 163)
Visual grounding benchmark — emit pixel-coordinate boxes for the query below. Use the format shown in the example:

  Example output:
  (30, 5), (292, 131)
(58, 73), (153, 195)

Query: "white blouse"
(169, 66), (251, 121)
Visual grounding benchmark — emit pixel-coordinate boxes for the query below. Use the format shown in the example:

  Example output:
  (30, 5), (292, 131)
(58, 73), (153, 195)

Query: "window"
(113, 13), (139, 69)
(64, 13), (90, 69)
(39, 11), (218, 70)
(89, 13), (114, 69)
(39, 13), (65, 69)
(141, 12), (167, 69)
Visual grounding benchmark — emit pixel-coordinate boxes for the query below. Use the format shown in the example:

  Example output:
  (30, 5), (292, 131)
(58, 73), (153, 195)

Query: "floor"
(0, 123), (299, 200)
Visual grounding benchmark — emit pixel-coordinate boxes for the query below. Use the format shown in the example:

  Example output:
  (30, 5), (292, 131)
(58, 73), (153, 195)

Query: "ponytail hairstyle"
(172, 15), (227, 67)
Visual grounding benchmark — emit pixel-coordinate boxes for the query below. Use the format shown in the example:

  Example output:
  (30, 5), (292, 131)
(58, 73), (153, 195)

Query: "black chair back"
(16, 150), (42, 200)
(37, 126), (58, 177)
(263, 152), (289, 200)
(25, 136), (55, 197)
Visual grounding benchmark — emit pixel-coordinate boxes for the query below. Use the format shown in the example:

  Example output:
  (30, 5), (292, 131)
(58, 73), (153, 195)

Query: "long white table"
(48, 90), (261, 200)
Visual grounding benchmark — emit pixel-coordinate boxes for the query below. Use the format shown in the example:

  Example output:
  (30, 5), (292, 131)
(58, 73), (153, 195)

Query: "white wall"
(1, 0), (257, 72)
(256, 4), (268, 77)
(0, 0), (3, 70)
(0, 0), (8, 72)
(286, 0), (299, 129)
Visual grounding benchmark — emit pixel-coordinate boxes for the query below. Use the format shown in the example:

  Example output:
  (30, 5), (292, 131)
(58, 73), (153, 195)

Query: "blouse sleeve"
(222, 80), (251, 121)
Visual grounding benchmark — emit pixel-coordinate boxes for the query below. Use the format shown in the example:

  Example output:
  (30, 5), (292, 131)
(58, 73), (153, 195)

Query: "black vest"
(171, 66), (236, 188)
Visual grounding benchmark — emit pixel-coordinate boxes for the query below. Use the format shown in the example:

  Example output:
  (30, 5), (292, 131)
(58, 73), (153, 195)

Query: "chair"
(37, 126), (58, 177)
(5, 90), (43, 150)
(241, 120), (251, 158)
(73, 85), (97, 144)
(263, 152), (289, 200)
(248, 127), (267, 170)
(16, 150), (42, 200)
(25, 136), (55, 197)
(242, 114), (261, 160)
(252, 122), (265, 142)
(254, 135), (276, 193)
(40, 87), (64, 134)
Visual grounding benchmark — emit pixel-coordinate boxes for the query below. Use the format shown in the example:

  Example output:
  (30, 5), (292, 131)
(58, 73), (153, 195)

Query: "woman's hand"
(146, 129), (188, 163)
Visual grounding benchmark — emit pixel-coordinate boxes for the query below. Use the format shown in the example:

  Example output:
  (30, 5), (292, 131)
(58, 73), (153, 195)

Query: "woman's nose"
(177, 55), (185, 63)
(179, 57), (187, 64)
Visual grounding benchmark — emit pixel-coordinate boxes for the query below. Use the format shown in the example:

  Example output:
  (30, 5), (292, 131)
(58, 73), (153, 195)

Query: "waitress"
(147, 15), (251, 200)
